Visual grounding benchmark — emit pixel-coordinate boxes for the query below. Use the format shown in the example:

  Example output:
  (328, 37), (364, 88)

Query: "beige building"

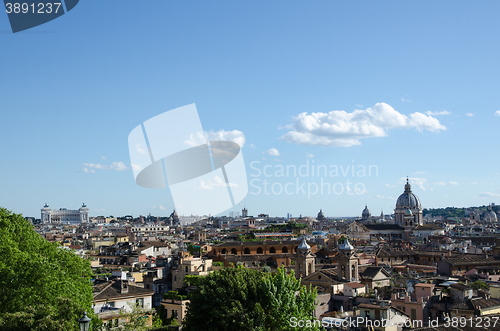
(343, 282), (366, 297)
(357, 303), (409, 331)
(359, 266), (391, 289)
(172, 256), (213, 290)
(490, 285), (500, 299)
(161, 298), (189, 325)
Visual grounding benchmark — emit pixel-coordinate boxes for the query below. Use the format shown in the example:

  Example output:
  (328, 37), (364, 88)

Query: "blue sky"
(2, 1), (500, 218)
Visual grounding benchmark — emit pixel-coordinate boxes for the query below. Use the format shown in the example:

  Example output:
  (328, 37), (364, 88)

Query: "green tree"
(182, 267), (321, 331)
(184, 275), (202, 286)
(0, 207), (98, 331)
(471, 280), (489, 290)
(119, 302), (157, 331)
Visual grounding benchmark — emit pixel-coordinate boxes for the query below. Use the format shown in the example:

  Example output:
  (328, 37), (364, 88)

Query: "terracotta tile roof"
(414, 224), (445, 231)
(415, 283), (435, 288)
(359, 266), (389, 280)
(445, 256), (498, 266)
(345, 282), (365, 289)
(364, 224), (405, 231)
(93, 281), (154, 302)
(358, 303), (389, 310)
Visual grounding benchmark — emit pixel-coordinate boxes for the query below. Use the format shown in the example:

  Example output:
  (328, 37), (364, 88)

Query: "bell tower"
(295, 238), (315, 278)
(336, 238), (358, 282)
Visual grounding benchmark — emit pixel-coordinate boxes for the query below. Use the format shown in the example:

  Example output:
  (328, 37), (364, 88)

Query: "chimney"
(120, 280), (129, 294)
(375, 256), (379, 267)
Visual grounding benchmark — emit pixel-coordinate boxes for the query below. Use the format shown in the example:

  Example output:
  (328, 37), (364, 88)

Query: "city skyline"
(2, 1), (500, 218)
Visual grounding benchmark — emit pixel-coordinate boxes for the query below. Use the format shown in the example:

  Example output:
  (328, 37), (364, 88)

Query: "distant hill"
(423, 204), (499, 218)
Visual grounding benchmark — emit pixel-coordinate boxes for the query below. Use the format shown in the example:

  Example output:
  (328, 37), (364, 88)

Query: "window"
(411, 309), (417, 320)
(136, 298), (144, 308)
(270, 247), (276, 254)
(185, 266), (189, 273)
(282, 247), (288, 253)
(257, 247), (263, 254)
(244, 248), (250, 254)
(231, 248), (237, 255)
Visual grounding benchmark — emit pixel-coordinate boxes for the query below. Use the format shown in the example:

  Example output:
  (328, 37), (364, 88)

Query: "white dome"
(298, 237), (311, 251)
(339, 238), (354, 251)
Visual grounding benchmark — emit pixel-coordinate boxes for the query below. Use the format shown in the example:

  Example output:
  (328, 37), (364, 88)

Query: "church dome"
(362, 205), (371, 219)
(396, 179), (421, 208)
(486, 209), (497, 221)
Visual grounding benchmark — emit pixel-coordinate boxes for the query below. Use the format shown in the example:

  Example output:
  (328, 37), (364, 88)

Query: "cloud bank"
(279, 103), (446, 147)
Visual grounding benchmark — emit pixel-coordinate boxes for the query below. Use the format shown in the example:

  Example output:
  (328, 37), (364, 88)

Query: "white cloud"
(83, 161), (128, 171)
(131, 164), (142, 172)
(371, 195), (395, 200)
(306, 153), (314, 158)
(479, 192), (500, 198)
(279, 103), (446, 147)
(465, 113), (474, 117)
(250, 143), (256, 148)
(101, 156), (107, 160)
(83, 167), (95, 174)
(265, 148), (280, 156)
(495, 111), (500, 116)
(135, 143), (148, 155)
(425, 110), (451, 116)
(471, 182), (477, 185)
(385, 184), (395, 188)
(195, 176), (237, 190)
(434, 181), (446, 186)
(159, 205), (167, 210)
(207, 130), (246, 148)
(401, 98), (412, 103)
(449, 181), (459, 185)
(185, 130), (246, 148)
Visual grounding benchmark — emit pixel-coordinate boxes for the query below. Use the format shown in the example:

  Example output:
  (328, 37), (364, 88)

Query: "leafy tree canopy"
(0, 207), (96, 330)
(470, 280), (489, 290)
(182, 267), (321, 331)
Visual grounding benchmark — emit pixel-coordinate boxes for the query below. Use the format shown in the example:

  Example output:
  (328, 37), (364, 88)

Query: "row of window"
(218, 246), (297, 255)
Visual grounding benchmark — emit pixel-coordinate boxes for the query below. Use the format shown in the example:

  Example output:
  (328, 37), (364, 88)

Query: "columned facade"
(41, 203), (89, 224)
